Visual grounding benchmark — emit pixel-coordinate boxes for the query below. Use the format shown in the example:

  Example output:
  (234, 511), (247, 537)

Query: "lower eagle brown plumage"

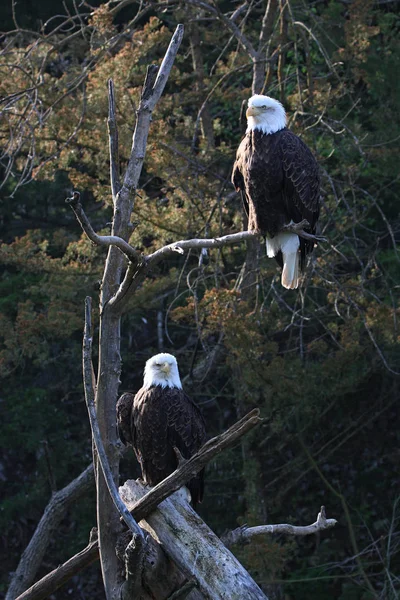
(117, 385), (206, 507)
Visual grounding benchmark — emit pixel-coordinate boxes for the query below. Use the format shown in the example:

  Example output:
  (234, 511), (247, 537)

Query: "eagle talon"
(282, 220), (326, 243)
(283, 219), (310, 232)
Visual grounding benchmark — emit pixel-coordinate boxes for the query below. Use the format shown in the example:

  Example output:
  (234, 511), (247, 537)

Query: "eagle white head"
(143, 352), (183, 390)
(246, 94), (287, 135)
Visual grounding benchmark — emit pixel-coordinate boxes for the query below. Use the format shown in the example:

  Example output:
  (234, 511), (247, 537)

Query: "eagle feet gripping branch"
(232, 94), (321, 289)
(282, 220), (326, 243)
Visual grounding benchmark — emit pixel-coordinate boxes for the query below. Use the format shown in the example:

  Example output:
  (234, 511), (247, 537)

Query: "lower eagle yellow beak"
(160, 363), (171, 374)
(246, 106), (261, 118)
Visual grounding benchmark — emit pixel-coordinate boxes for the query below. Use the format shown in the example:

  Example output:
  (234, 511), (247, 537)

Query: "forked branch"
(66, 191), (141, 263)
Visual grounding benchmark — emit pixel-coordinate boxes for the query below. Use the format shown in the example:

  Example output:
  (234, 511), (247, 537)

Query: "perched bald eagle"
(116, 353), (206, 506)
(232, 94), (320, 289)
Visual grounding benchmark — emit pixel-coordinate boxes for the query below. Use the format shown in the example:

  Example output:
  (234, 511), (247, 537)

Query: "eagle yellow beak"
(246, 105), (261, 118)
(160, 362), (171, 374)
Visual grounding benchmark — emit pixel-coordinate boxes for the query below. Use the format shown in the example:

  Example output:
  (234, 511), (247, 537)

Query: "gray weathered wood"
(5, 465), (94, 600)
(93, 25), (184, 600)
(120, 481), (269, 600)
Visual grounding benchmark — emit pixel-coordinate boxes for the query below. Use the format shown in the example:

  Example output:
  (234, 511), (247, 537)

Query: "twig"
(83, 297), (144, 539)
(221, 506), (337, 547)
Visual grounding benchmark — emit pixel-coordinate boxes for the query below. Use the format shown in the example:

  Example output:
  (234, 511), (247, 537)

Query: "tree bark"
(14, 531), (99, 600)
(120, 482), (269, 600)
(94, 26), (185, 599)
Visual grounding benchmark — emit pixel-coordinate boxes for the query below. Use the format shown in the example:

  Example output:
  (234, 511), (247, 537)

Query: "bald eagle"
(116, 353), (206, 506)
(232, 94), (320, 289)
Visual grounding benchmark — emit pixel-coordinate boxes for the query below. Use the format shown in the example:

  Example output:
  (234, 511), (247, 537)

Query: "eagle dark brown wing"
(118, 386), (206, 506)
(280, 130), (320, 226)
(280, 129), (320, 266)
(232, 136), (250, 219)
(116, 392), (135, 446)
(232, 128), (320, 269)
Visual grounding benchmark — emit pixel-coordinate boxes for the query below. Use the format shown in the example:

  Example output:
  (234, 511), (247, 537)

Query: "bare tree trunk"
(95, 310), (124, 598)
(93, 27), (185, 599)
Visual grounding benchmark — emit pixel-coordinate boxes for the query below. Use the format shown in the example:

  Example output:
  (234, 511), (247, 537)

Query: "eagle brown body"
(117, 381), (206, 506)
(232, 127), (320, 270)
(232, 94), (321, 288)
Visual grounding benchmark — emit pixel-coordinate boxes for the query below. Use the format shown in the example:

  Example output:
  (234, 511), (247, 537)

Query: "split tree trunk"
(120, 481), (269, 600)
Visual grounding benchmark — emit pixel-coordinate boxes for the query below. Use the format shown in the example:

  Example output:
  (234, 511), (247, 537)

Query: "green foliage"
(1, 0), (400, 598)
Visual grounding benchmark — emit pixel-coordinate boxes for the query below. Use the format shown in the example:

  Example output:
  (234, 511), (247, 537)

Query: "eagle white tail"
(266, 232), (300, 289)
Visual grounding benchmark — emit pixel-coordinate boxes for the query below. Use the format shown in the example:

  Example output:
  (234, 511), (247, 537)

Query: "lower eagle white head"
(143, 353), (183, 390)
(246, 94), (287, 135)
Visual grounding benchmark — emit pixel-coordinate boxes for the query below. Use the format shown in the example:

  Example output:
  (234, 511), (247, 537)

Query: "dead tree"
(7, 25), (337, 600)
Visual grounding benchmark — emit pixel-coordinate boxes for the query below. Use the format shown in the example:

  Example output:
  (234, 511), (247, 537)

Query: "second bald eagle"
(116, 353), (206, 506)
(232, 94), (320, 289)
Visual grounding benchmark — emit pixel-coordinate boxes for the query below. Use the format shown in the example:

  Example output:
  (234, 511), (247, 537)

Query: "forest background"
(1, 0), (399, 598)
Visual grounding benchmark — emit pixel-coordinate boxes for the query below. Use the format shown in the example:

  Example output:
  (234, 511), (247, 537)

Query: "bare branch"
(15, 530), (99, 600)
(107, 79), (121, 199)
(122, 24), (184, 193)
(65, 191), (141, 263)
(152, 25), (185, 101)
(124, 408), (262, 523)
(6, 465), (94, 600)
(221, 506), (337, 547)
(105, 231), (259, 314)
(83, 297), (144, 539)
(146, 231), (257, 267)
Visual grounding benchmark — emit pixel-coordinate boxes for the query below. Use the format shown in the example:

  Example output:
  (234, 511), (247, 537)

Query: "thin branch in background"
(298, 434), (378, 599)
